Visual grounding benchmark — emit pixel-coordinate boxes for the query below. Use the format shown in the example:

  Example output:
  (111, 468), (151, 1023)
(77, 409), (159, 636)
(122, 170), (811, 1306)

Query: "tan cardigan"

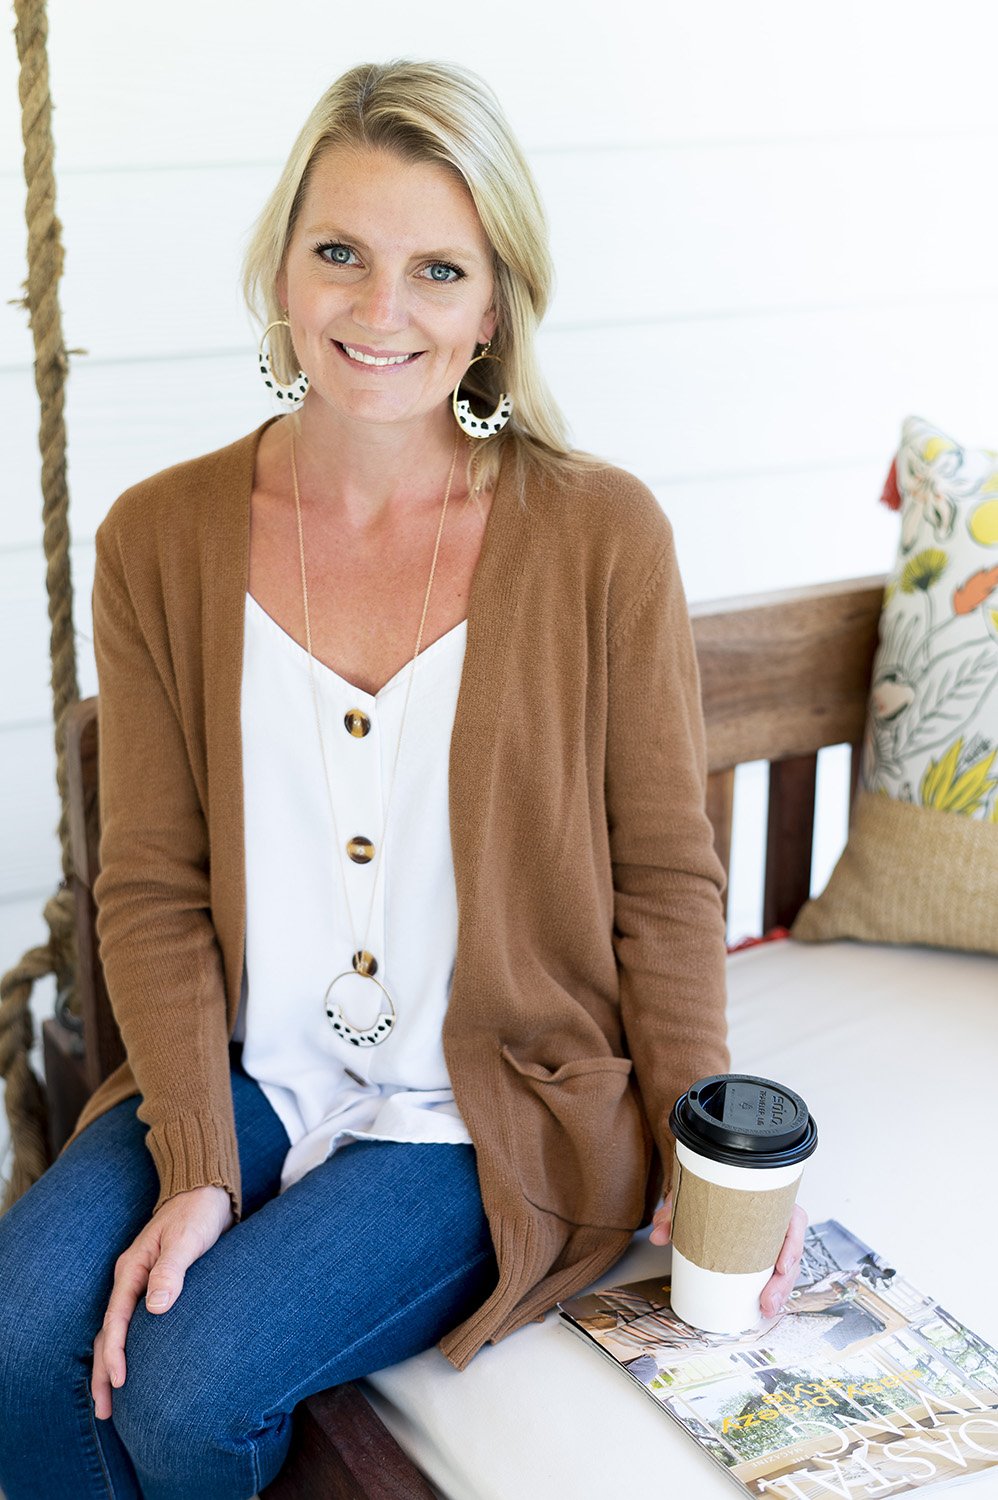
(65, 416), (730, 1371)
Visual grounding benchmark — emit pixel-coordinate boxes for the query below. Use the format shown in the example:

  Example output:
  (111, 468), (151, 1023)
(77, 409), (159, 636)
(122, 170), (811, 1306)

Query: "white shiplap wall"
(2, 0), (997, 1174)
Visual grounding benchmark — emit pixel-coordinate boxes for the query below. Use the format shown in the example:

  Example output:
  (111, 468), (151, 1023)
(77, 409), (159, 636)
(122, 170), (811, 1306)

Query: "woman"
(0, 59), (804, 1499)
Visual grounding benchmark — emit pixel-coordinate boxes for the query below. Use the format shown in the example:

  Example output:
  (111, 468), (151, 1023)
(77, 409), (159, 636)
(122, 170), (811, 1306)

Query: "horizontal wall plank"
(662, 464), (899, 602)
(0, 542), (97, 726)
(0, 723), (63, 896)
(541, 134), (998, 331)
(3, 1), (997, 173)
(564, 304), (997, 480)
(4, 132), (998, 373)
(6, 298), (998, 550)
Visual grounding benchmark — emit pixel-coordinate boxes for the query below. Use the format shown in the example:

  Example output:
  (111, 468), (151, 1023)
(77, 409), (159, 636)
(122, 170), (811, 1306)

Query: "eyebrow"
(303, 225), (484, 262)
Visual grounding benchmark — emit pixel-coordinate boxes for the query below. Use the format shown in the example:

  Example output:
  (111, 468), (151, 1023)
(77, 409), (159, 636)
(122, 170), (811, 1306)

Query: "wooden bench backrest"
(61, 573), (884, 1093)
(692, 572), (883, 929)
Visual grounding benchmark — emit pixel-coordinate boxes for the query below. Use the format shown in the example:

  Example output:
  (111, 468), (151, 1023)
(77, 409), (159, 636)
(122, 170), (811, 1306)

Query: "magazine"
(558, 1220), (998, 1498)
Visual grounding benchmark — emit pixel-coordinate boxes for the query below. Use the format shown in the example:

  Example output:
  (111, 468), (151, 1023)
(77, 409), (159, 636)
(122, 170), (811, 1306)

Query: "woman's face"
(277, 145), (498, 431)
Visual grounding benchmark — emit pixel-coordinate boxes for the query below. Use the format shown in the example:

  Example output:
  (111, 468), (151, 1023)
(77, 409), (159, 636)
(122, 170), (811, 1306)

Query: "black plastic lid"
(669, 1074), (818, 1169)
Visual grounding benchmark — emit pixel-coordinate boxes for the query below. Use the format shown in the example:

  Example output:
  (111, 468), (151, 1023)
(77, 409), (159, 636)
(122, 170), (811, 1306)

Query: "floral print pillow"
(791, 414), (998, 954)
(861, 415), (998, 821)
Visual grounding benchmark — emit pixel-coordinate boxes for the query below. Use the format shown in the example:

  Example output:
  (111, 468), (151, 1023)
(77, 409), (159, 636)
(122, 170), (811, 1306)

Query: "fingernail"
(147, 1291), (169, 1309)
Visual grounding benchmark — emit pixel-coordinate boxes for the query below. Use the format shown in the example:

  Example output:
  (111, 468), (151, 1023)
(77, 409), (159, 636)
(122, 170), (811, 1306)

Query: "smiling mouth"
(334, 340), (424, 368)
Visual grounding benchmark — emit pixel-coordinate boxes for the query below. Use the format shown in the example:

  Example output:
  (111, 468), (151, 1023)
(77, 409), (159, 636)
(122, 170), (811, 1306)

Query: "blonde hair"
(241, 59), (604, 501)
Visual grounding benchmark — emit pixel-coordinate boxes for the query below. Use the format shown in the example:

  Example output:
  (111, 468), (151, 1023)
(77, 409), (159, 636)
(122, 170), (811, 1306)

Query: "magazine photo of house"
(559, 1221), (998, 1498)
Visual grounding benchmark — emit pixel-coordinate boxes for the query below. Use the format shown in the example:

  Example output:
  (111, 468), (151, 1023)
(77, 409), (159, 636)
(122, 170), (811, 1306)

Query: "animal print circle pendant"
(324, 969), (397, 1047)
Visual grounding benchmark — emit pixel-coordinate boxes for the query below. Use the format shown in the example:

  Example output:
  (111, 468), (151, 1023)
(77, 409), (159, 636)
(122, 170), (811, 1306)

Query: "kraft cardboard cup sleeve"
(667, 1074), (817, 1334)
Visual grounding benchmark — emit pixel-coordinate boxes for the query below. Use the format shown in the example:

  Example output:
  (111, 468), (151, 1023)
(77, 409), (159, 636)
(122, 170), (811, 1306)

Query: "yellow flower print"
(920, 737), (998, 814)
(969, 497), (998, 548)
(900, 549), (948, 594)
(922, 436), (957, 463)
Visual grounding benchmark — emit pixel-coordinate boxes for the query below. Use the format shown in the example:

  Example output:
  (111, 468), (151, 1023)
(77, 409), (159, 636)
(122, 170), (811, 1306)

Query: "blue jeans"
(0, 1044), (499, 1499)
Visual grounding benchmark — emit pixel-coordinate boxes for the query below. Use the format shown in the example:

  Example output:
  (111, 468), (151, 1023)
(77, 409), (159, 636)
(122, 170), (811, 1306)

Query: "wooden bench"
(40, 572), (884, 1498)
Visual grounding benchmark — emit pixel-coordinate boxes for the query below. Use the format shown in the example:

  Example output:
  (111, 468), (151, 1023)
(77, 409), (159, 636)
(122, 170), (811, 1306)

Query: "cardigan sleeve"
(91, 522), (243, 1220)
(604, 531), (730, 1198)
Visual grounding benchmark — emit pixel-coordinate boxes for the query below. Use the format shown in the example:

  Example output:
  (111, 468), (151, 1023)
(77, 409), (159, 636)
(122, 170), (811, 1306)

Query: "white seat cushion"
(362, 939), (998, 1500)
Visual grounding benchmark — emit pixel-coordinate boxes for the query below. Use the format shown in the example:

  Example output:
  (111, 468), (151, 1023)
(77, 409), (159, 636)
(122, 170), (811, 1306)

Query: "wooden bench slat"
(764, 753), (818, 931)
(41, 1018), (89, 1162)
(849, 738), (865, 819)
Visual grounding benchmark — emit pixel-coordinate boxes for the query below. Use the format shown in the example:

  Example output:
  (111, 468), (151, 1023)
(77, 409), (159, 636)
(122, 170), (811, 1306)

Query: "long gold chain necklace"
(290, 428), (460, 1047)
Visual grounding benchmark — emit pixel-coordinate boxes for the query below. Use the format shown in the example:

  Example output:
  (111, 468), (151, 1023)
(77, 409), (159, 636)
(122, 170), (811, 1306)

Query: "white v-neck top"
(234, 591), (473, 1193)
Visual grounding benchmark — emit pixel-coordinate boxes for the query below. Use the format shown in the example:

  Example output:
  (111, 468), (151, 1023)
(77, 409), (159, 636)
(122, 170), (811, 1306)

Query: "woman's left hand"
(649, 1190), (808, 1319)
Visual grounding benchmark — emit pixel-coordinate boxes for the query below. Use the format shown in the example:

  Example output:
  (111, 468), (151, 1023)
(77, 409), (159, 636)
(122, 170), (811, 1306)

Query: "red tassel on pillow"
(879, 455), (902, 511)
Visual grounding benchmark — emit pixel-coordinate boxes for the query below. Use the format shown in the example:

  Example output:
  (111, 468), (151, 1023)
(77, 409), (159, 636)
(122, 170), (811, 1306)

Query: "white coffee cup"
(667, 1075), (817, 1334)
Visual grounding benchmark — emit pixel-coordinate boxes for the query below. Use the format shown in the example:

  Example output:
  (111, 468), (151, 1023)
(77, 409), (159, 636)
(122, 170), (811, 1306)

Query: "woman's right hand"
(91, 1184), (234, 1420)
(649, 1188), (807, 1318)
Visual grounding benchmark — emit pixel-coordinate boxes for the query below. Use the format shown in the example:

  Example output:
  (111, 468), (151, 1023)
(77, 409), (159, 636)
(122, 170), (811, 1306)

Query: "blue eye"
(315, 243), (359, 266)
(423, 262), (463, 283)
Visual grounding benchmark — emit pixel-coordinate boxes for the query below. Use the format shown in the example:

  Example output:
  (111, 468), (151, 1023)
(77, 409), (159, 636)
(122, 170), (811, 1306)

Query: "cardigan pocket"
(498, 1043), (649, 1231)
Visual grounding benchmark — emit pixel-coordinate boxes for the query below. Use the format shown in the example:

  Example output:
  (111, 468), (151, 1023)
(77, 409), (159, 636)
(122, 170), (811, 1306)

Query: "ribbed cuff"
(145, 1112), (243, 1222)
(495, 1222), (632, 1339)
(438, 1216), (635, 1372)
(438, 1213), (548, 1371)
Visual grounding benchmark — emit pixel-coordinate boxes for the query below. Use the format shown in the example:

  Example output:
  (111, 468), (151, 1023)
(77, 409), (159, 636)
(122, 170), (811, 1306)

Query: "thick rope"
(1, 0), (83, 1210)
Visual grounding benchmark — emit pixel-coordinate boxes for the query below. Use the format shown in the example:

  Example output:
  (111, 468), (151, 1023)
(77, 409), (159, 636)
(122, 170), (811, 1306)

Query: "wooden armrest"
(692, 574), (884, 929)
(692, 574), (884, 771)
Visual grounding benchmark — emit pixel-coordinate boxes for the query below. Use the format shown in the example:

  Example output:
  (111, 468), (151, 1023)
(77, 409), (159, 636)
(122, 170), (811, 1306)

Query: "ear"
(478, 305), (498, 346)
(276, 268), (288, 315)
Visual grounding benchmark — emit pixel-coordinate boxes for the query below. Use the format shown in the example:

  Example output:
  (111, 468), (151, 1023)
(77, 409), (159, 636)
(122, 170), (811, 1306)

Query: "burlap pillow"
(792, 414), (998, 955)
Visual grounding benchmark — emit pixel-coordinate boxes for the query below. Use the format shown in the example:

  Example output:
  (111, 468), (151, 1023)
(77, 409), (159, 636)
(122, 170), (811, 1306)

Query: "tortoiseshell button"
(344, 709), (371, 737)
(347, 836), (374, 864)
(352, 950), (378, 977)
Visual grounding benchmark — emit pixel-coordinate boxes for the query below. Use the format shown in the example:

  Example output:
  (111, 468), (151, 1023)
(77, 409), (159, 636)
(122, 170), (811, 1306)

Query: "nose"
(351, 268), (406, 335)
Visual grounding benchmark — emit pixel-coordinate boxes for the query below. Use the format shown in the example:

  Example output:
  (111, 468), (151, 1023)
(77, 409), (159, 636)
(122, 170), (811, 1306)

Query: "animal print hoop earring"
(258, 317), (309, 406)
(451, 342), (512, 439)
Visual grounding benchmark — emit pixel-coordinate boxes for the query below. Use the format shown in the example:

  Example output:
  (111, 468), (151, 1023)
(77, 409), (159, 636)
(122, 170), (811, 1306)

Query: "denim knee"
(110, 1300), (284, 1499)
(0, 1205), (103, 1439)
